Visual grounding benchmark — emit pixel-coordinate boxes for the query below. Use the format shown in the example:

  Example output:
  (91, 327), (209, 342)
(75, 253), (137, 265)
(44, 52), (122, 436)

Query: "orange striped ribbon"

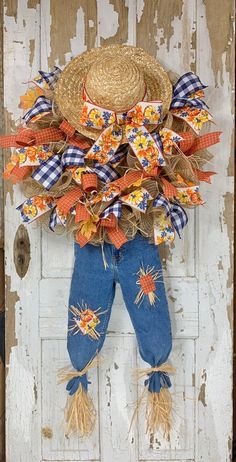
(0, 120), (90, 150)
(179, 131), (221, 155)
(56, 187), (84, 215)
(161, 177), (178, 199)
(193, 168), (216, 183)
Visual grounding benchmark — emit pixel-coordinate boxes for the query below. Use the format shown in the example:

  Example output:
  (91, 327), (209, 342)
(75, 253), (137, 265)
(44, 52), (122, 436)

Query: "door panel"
(4, 1), (234, 462)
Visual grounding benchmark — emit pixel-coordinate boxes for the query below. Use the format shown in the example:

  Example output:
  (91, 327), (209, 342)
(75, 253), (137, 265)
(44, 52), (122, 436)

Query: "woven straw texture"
(54, 44), (172, 140)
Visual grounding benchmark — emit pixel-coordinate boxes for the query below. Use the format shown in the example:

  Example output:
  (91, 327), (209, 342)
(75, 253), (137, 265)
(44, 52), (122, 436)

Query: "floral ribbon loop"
(79, 99), (165, 172)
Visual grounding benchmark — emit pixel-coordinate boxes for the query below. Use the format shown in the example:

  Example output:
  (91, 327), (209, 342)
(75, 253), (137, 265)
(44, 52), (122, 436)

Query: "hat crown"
(85, 56), (146, 112)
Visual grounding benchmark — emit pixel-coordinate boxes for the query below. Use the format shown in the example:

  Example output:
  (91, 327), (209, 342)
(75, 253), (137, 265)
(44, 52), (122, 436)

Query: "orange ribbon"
(0, 120), (90, 150)
(76, 213), (127, 249)
(179, 131), (221, 156)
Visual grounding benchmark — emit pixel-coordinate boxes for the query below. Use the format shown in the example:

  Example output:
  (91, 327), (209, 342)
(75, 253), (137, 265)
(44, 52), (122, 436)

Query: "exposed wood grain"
(137, 0), (184, 54)
(47, 0), (97, 68)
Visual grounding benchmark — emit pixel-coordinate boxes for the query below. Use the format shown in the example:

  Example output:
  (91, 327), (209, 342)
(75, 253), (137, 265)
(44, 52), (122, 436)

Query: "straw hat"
(54, 44), (172, 141)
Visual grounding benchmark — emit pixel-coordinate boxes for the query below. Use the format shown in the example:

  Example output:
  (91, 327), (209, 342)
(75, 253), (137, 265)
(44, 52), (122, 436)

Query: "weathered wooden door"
(4, 1), (234, 461)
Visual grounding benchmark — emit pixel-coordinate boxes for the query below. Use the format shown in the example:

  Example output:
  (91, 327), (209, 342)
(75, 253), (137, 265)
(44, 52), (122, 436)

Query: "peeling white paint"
(97, 0), (119, 40)
(136, 0), (145, 23)
(6, 347), (35, 444)
(70, 7), (87, 58)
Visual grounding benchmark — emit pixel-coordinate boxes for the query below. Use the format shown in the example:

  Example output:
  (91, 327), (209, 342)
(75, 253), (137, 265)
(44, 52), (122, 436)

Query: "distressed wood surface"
(3, 1), (234, 462)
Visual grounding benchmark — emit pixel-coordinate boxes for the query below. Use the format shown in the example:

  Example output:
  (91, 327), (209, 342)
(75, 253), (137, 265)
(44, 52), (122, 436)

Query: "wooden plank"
(4, 1), (42, 461)
(0, 0), (5, 459)
(98, 336), (138, 462)
(195, 2), (234, 461)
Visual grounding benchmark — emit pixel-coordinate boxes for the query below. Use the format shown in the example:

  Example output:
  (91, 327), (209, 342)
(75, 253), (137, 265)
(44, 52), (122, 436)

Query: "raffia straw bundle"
(131, 363), (176, 438)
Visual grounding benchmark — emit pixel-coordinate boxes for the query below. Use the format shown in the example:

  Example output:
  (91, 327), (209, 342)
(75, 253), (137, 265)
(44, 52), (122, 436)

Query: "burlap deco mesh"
(54, 44), (173, 140)
(22, 66), (214, 247)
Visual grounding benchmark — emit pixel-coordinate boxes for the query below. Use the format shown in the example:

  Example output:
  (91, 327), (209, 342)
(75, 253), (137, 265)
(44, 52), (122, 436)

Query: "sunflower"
(123, 189), (144, 206)
(89, 108), (104, 128)
(144, 105), (160, 123)
(132, 134), (148, 151)
(22, 204), (37, 218)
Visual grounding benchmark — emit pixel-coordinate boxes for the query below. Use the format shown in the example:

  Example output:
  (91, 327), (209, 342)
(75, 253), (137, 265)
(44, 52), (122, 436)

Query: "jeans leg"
(62, 241), (115, 436)
(117, 234), (174, 437)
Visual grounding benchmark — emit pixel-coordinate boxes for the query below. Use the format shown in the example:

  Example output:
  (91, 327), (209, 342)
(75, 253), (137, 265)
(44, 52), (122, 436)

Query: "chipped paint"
(204, 0), (234, 85)
(137, 0), (184, 54)
(98, 0), (128, 45)
(47, 0), (97, 67)
(29, 38), (35, 66)
(5, 276), (19, 368)
(5, 0), (18, 21)
(3, 1), (234, 460)
(198, 383), (207, 407)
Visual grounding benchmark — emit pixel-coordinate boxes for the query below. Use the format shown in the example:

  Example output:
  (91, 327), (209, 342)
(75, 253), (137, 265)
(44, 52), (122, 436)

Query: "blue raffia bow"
(144, 370), (172, 393)
(66, 374), (91, 395)
(170, 71), (208, 109)
(153, 194), (188, 237)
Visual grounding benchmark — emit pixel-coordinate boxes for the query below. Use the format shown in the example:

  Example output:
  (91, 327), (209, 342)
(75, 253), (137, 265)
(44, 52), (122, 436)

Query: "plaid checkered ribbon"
(23, 96), (53, 124)
(153, 194), (188, 237)
(49, 207), (67, 231)
(38, 66), (61, 88)
(179, 131), (221, 155)
(32, 146), (119, 189)
(170, 72), (208, 109)
(100, 201), (122, 219)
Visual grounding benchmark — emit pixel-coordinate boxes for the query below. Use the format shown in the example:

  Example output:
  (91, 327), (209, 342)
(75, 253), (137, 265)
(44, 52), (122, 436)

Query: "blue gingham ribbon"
(32, 154), (62, 189)
(38, 66), (61, 88)
(100, 201), (122, 219)
(49, 208), (61, 231)
(170, 72), (208, 109)
(61, 146), (86, 168)
(23, 96), (52, 124)
(151, 132), (163, 152)
(49, 206), (67, 231)
(32, 146), (119, 190)
(109, 144), (128, 165)
(153, 194), (188, 237)
(93, 163), (119, 182)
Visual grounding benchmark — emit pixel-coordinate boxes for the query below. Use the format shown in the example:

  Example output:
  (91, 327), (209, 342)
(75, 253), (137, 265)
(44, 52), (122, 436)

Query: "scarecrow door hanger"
(3, 2), (233, 462)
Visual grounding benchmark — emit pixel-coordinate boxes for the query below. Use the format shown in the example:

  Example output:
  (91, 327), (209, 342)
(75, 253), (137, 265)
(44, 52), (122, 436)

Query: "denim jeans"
(66, 233), (172, 396)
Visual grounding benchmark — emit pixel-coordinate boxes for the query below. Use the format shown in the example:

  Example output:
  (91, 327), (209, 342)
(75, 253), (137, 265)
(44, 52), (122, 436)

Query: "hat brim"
(54, 44), (173, 141)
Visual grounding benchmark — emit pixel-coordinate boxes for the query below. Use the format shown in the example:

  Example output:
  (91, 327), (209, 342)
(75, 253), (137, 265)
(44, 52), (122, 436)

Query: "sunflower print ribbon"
(79, 97), (165, 173)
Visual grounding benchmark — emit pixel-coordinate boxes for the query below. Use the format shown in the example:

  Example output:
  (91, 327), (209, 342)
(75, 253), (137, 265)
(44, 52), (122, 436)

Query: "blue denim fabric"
(67, 233), (172, 396)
